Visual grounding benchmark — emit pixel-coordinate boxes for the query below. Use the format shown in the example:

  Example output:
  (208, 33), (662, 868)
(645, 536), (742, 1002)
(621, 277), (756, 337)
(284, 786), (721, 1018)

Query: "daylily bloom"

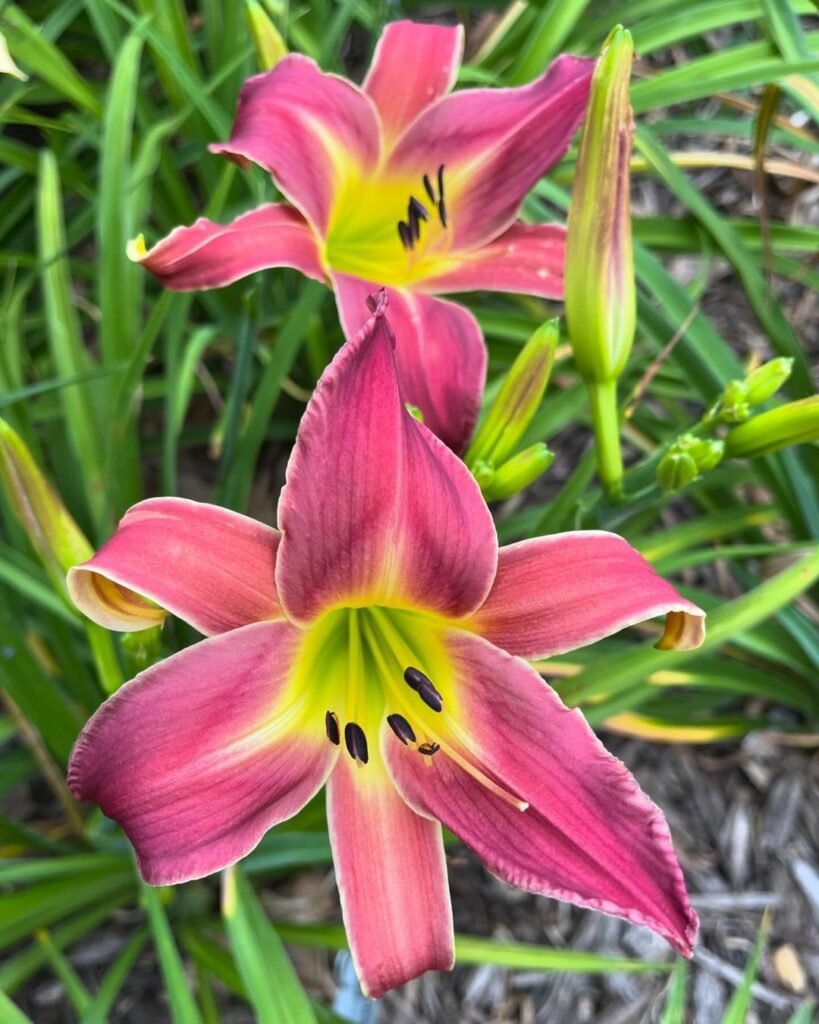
(129, 21), (594, 451)
(68, 297), (704, 998)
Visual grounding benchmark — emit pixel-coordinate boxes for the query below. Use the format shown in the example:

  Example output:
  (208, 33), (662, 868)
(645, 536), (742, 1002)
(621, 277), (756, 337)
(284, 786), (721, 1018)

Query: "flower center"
(294, 606), (527, 808)
(324, 167), (453, 287)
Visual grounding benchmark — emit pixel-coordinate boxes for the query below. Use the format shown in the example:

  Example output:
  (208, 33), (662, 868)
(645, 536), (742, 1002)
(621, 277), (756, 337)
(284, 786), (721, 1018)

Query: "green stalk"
(587, 378), (624, 499)
(85, 621), (123, 695)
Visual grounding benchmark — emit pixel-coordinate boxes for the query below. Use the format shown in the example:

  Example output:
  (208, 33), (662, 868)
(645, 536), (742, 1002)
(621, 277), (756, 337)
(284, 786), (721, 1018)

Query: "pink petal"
(327, 752), (453, 997)
(333, 273), (485, 453)
(387, 54), (594, 252)
(68, 621), (337, 885)
(276, 294), (496, 624)
(385, 630), (698, 955)
(363, 20), (463, 146)
(68, 497), (284, 635)
(420, 222), (566, 299)
(210, 56), (381, 235)
(132, 204), (326, 291)
(473, 532), (706, 659)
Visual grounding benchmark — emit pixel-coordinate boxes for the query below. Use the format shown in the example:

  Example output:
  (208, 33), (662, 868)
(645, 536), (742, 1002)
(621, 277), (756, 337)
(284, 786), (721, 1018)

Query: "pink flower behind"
(129, 21), (594, 451)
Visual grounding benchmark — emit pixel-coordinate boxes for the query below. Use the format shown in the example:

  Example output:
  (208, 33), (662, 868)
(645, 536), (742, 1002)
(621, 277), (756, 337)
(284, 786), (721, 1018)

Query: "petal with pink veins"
(420, 222), (566, 299)
(327, 751), (454, 998)
(333, 273), (485, 453)
(276, 294), (496, 624)
(131, 204), (326, 291)
(68, 621), (337, 885)
(387, 54), (594, 252)
(363, 21), (463, 147)
(68, 497), (284, 635)
(210, 55), (381, 235)
(386, 630), (698, 956)
(473, 532), (706, 659)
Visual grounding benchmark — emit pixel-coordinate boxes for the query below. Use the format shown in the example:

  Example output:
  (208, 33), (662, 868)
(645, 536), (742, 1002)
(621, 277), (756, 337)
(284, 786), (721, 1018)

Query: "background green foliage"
(0, 0), (817, 1019)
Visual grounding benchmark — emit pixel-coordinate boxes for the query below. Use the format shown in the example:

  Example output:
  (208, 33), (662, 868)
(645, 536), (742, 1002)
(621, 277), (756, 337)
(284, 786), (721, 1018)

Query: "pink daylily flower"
(129, 21), (594, 451)
(68, 297), (704, 998)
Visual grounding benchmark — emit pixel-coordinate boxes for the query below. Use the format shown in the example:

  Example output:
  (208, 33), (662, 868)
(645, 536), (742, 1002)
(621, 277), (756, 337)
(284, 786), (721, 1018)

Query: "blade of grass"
(222, 866), (317, 1024)
(35, 928), (92, 1017)
(142, 884), (204, 1024)
(659, 959), (688, 1023)
(81, 926), (150, 1024)
(723, 910), (772, 1023)
(0, 991), (35, 1024)
(219, 281), (326, 511)
(37, 151), (108, 536)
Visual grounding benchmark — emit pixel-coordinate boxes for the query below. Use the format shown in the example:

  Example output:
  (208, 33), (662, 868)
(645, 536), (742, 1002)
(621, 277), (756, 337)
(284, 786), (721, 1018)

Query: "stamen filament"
(364, 611), (528, 811)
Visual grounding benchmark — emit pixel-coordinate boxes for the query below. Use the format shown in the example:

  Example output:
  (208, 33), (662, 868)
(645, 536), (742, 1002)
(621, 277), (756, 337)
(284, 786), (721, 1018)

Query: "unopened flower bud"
(744, 357), (793, 407)
(245, 0), (288, 70)
(717, 380), (750, 424)
(725, 396), (819, 460)
(470, 460), (495, 492)
(685, 436), (724, 473)
(657, 434), (724, 493)
(0, 418), (92, 595)
(481, 444), (554, 502)
(565, 26), (635, 385)
(465, 320), (557, 469)
(657, 451), (698, 494)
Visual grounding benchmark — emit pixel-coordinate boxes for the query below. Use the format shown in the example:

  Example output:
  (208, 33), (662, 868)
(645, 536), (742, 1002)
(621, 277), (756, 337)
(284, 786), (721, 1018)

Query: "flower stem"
(587, 378), (624, 499)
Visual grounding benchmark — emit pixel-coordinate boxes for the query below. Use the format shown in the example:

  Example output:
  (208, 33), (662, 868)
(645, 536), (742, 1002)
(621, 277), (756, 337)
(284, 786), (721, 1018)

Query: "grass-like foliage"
(0, 0), (817, 1019)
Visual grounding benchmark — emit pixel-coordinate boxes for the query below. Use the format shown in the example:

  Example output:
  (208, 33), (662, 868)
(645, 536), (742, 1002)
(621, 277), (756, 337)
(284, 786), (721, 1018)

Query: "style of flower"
(68, 296), (704, 998)
(129, 21), (594, 451)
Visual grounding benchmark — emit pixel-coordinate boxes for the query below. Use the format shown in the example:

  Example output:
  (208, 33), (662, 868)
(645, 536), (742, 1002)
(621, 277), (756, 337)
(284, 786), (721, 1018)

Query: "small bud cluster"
(465, 320), (558, 502)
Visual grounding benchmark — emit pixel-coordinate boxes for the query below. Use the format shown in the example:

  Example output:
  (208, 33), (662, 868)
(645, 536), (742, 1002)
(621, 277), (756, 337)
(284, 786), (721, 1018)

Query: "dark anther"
(408, 196), (429, 222)
(423, 173), (436, 204)
(438, 198), (448, 229)
(344, 722), (369, 764)
(418, 742), (440, 756)
(325, 710), (340, 746)
(407, 197), (429, 244)
(437, 164), (446, 201)
(404, 666), (443, 712)
(387, 713), (417, 745)
(397, 220), (414, 251)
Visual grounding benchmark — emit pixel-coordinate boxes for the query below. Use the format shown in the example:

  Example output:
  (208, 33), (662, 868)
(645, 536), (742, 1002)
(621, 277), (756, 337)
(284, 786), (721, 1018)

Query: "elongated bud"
(481, 444), (554, 501)
(744, 357), (793, 407)
(0, 419), (92, 594)
(724, 396), (819, 459)
(465, 320), (557, 469)
(565, 26), (635, 384)
(245, 0), (287, 70)
(657, 435), (723, 494)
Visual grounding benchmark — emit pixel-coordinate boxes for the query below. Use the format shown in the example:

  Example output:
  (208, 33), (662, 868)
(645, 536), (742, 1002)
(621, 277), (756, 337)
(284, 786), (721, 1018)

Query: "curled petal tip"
(365, 288), (389, 317)
(655, 609), (706, 651)
(126, 233), (147, 262)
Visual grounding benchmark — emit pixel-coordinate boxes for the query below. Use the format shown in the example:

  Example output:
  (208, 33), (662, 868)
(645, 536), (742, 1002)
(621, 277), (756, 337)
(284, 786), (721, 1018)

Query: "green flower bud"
(684, 436), (724, 473)
(657, 434), (724, 493)
(657, 451), (698, 494)
(0, 418), (92, 596)
(718, 380), (750, 424)
(470, 460), (495, 492)
(481, 444), (554, 502)
(565, 26), (635, 384)
(465, 320), (557, 469)
(744, 357), (793, 407)
(725, 396), (819, 459)
(245, 0), (287, 70)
